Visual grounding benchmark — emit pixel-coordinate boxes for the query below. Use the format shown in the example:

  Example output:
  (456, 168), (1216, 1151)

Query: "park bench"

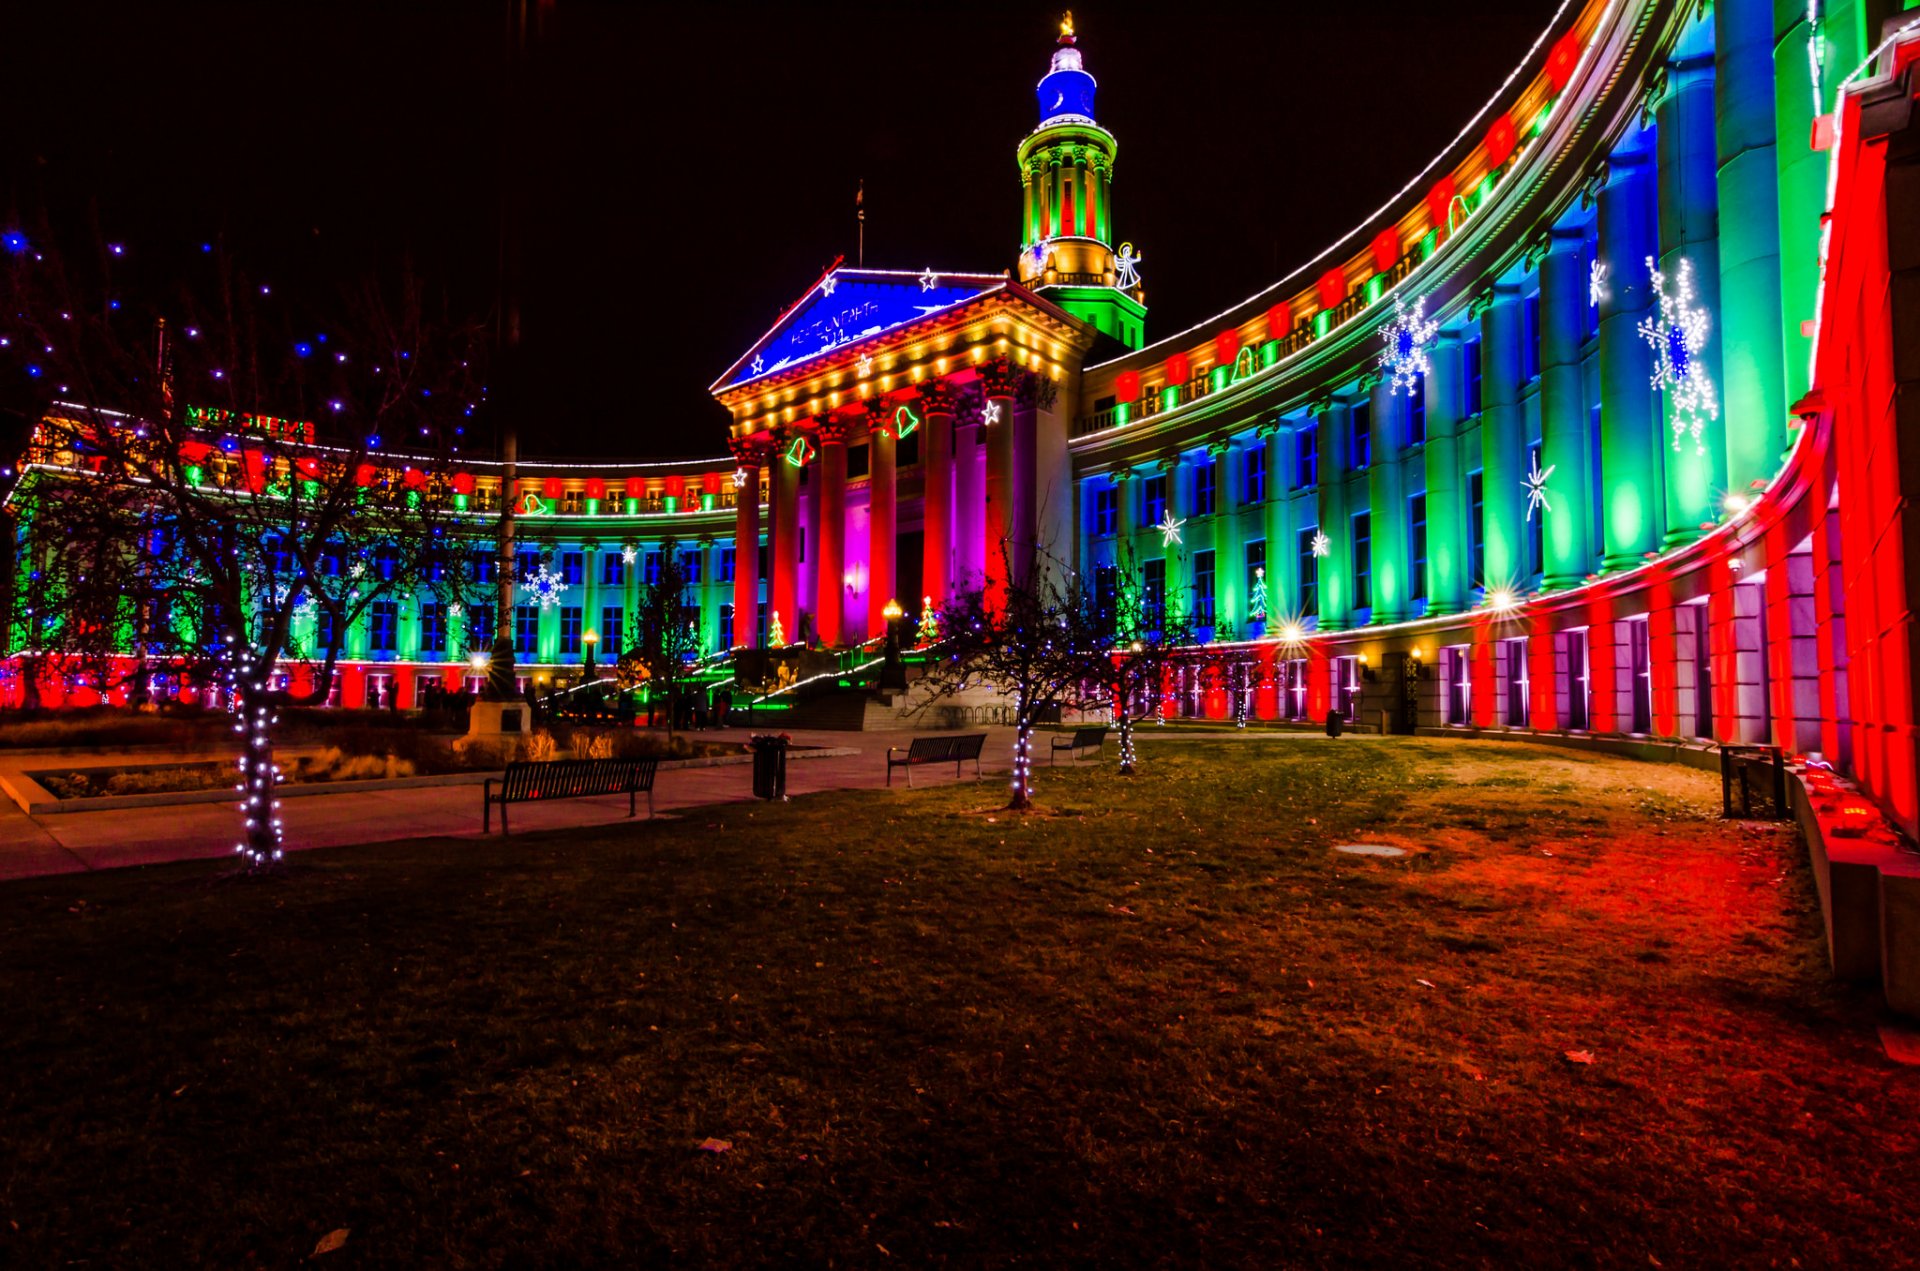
(1049, 725), (1109, 764)
(482, 757), (660, 833)
(886, 732), (987, 787)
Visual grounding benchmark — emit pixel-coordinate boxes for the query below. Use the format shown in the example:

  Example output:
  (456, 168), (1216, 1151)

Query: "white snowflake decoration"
(1311, 530), (1331, 558)
(1115, 242), (1142, 290)
(1156, 512), (1186, 547)
(918, 267), (937, 292)
(621, 545), (638, 564)
(447, 602), (463, 620)
(273, 584), (318, 622)
(1378, 294), (1438, 396)
(1589, 259), (1608, 308)
(1523, 455), (1556, 521)
(348, 560), (367, 580)
(520, 561), (569, 610)
(1637, 255), (1717, 455)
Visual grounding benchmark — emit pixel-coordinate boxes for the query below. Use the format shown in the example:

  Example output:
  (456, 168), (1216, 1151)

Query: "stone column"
(1657, 52), (1728, 543)
(1315, 396), (1352, 631)
(1598, 148), (1664, 567)
(1211, 441), (1241, 635)
(1537, 227), (1592, 588)
(1715, 0), (1787, 497)
(865, 396), (896, 639)
(1367, 375), (1408, 623)
(1477, 285), (1527, 589)
(980, 359), (1022, 608)
(769, 427), (801, 645)
(919, 379), (957, 608)
(814, 416), (850, 647)
(1011, 371), (1041, 590)
(953, 400), (985, 591)
(1423, 332), (1469, 613)
(728, 439), (762, 650)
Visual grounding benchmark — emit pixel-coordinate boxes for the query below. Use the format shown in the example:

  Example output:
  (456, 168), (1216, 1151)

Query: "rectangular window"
(1244, 445), (1267, 504)
(1442, 645), (1471, 725)
(515, 605), (539, 656)
(1194, 550), (1216, 625)
(467, 605), (494, 651)
(1142, 475), (1167, 525)
(561, 552), (584, 586)
(1464, 336), (1483, 416)
(897, 430), (919, 467)
(1142, 558), (1166, 632)
(1094, 485), (1118, 536)
(1297, 528), (1320, 617)
(1352, 512), (1372, 611)
(1408, 494), (1428, 602)
(562, 488), (584, 514)
(1522, 293), (1541, 381)
(560, 606), (583, 656)
(1245, 539), (1266, 614)
(601, 606), (624, 647)
(1590, 401), (1606, 557)
(680, 549), (702, 584)
(1527, 441), (1545, 577)
(322, 544), (343, 577)
(1193, 459), (1217, 517)
(1504, 636), (1530, 726)
(370, 601), (398, 653)
(1468, 469), (1486, 586)
(1628, 615), (1652, 735)
(374, 547), (397, 581)
(471, 552), (497, 585)
(317, 607), (338, 654)
(1408, 378), (1427, 446)
(601, 552), (627, 586)
(1564, 629), (1591, 730)
(1692, 603), (1713, 738)
(419, 603), (447, 656)
(719, 547), (736, 582)
(1351, 400), (1372, 469)
(848, 443), (870, 479)
(1296, 424), (1320, 488)
(644, 551), (662, 587)
(266, 536), (292, 575)
(1334, 655), (1361, 719)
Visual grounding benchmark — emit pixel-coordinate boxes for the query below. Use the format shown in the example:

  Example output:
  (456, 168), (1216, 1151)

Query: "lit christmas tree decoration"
(1248, 565), (1268, 622)
(768, 610), (786, 647)
(1378, 293), (1438, 395)
(915, 595), (940, 645)
(1638, 255), (1717, 455)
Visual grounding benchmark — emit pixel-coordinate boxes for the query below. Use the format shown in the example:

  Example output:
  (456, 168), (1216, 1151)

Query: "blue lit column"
(1367, 376), (1409, 624)
(1262, 421), (1294, 617)
(1423, 332), (1468, 614)
(1597, 146), (1664, 568)
(1211, 442), (1240, 635)
(1477, 285), (1527, 589)
(1657, 44), (1727, 543)
(1538, 226), (1592, 588)
(1715, 0), (1788, 496)
(1316, 398), (1352, 630)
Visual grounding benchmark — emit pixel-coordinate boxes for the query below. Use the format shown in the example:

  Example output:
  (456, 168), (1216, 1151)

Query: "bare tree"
(1088, 541), (1198, 775)
(0, 230), (485, 867)
(917, 544), (1107, 810)
(618, 534), (703, 737)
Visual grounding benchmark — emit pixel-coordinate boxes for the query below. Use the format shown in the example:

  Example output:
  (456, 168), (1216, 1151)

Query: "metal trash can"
(750, 734), (789, 801)
(1325, 709), (1344, 739)
(1720, 743), (1786, 819)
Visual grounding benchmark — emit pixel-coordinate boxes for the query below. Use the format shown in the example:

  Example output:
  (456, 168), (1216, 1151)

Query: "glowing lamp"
(543, 475), (565, 500)
(353, 463), (377, 488)
(585, 476), (607, 500)
(1279, 622), (1305, 644)
(1214, 328), (1240, 366)
(1165, 351), (1191, 385)
(1545, 31), (1581, 93)
(1426, 175), (1457, 231)
(882, 598), (903, 622)
(451, 471), (475, 495)
(702, 471), (725, 494)
(469, 652), (490, 672)
(1266, 304), (1291, 343)
(664, 474), (685, 498)
(1316, 268), (1346, 313)
(402, 467), (426, 489)
(1369, 228), (1399, 275)
(1723, 493), (1749, 514)
(1487, 586), (1521, 613)
(1485, 113), (1517, 167)
(583, 630), (599, 646)
(1115, 369), (1141, 404)
(297, 457), (323, 480)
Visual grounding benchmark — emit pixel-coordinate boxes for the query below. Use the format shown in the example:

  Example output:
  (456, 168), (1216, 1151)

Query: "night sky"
(4, 0), (1555, 460)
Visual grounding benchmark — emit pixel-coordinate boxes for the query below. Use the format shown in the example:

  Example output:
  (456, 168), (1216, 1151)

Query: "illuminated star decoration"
(1378, 293), (1439, 395)
(820, 274), (837, 297)
(731, 468), (749, 490)
(1637, 255), (1717, 455)
(520, 560), (569, 610)
(621, 545), (638, 564)
(1115, 242), (1142, 290)
(918, 267), (937, 292)
(1156, 511), (1186, 547)
(447, 602), (463, 620)
(1589, 258), (1608, 308)
(982, 400), (1003, 426)
(750, 354), (765, 375)
(856, 352), (874, 378)
(1311, 530), (1331, 558)
(1523, 455), (1556, 521)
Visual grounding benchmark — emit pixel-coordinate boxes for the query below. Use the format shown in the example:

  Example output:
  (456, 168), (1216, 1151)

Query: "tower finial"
(1059, 10), (1074, 43)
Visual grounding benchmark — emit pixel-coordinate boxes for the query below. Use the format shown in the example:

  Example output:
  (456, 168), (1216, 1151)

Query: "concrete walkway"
(0, 725), (1343, 882)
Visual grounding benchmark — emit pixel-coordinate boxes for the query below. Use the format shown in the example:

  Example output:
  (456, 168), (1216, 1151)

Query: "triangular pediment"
(713, 267), (1007, 392)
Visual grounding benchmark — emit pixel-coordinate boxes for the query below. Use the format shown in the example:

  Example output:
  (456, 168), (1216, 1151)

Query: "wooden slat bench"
(886, 733), (987, 787)
(482, 757), (660, 833)
(1049, 725), (1109, 764)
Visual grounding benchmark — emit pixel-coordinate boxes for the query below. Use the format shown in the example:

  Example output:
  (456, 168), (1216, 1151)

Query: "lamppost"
(880, 598), (907, 690)
(583, 629), (599, 678)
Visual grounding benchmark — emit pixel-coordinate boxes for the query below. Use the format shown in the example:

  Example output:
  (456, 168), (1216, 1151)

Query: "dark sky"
(4, 0), (1556, 461)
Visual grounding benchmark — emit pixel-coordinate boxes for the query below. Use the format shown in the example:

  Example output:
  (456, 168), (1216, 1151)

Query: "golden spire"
(1060, 10), (1074, 41)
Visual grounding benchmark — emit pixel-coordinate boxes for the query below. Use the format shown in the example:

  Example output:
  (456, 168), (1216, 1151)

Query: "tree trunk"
(1008, 713), (1034, 810)
(232, 662), (283, 868)
(1117, 714), (1136, 776)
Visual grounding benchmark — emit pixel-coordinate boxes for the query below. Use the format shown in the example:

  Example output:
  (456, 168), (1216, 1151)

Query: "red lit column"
(920, 379), (957, 608)
(1470, 614), (1499, 729)
(866, 397), (896, 639)
(814, 416), (850, 647)
(769, 428), (801, 645)
(1648, 583), (1681, 738)
(728, 437), (763, 649)
(1011, 371), (1041, 591)
(980, 359), (1022, 609)
(1528, 625), (1559, 731)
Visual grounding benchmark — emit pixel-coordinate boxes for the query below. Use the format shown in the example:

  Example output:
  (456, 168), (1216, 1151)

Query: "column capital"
(918, 377), (960, 415)
(727, 435), (769, 466)
(1255, 414), (1285, 439)
(816, 415), (854, 446)
(978, 357), (1024, 399)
